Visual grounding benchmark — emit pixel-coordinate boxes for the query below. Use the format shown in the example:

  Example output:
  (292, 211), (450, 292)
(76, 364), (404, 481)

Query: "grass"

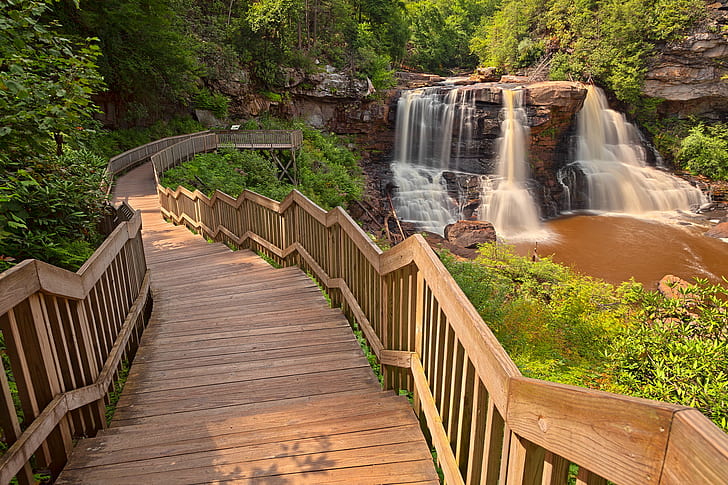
(105, 361), (130, 425)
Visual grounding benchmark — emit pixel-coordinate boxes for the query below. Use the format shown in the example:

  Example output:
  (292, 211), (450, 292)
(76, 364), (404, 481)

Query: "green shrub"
(194, 89), (229, 118)
(441, 244), (627, 386)
(442, 243), (728, 431)
(88, 117), (204, 159)
(160, 122), (364, 210)
(606, 280), (728, 431)
(162, 149), (291, 201)
(677, 124), (728, 180)
(0, 149), (110, 271)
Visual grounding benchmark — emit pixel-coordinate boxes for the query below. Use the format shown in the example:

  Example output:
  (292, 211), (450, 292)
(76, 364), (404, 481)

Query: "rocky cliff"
(645, 1), (728, 118)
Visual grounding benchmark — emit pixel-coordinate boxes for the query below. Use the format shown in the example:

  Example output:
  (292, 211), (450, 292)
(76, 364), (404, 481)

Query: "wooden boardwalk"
(57, 163), (438, 484)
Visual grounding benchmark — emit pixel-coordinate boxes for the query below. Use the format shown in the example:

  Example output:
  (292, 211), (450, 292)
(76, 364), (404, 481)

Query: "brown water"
(515, 213), (728, 288)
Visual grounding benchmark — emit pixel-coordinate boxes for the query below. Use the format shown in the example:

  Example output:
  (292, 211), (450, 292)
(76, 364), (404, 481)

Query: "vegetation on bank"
(442, 245), (728, 432)
(161, 120), (364, 210)
(470, 0), (705, 104)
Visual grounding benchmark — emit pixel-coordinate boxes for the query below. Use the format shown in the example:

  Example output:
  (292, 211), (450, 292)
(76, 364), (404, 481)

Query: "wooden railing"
(216, 129), (303, 149)
(155, 133), (728, 485)
(0, 205), (151, 484)
(105, 129), (303, 186)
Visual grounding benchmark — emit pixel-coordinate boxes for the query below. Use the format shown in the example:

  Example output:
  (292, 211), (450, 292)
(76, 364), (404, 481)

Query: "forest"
(1, 0), (726, 435)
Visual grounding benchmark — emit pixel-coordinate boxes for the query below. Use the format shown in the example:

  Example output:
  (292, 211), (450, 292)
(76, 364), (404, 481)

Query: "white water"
(561, 85), (705, 212)
(480, 90), (543, 240)
(391, 87), (477, 234)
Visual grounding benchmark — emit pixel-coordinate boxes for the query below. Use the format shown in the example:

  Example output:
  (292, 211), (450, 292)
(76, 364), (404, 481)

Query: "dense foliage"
(607, 280), (728, 431)
(442, 244), (728, 431)
(677, 124), (728, 180)
(470, 0), (705, 104)
(0, 0), (110, 271)
(441, 245), (626, 386)
(0, 0), (104, 160)
(0, 150), (110, 272)
(404, 0), (498, 74)
(162, 122), (364, 210)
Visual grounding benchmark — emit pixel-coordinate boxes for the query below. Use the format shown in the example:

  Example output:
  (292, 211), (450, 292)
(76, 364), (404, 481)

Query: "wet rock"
(422, 232), (478, 259)
(471, 67), (500, 83)
(499, 75), (530, 83)
(658, 275), (698, 302)
(705, 221), (728, 238)
(444, 220), (497, 248)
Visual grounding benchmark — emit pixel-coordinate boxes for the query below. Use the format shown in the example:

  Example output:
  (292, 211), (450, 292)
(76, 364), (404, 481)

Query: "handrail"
(154, 131), (728, 485)
(0, 205), (152, 484)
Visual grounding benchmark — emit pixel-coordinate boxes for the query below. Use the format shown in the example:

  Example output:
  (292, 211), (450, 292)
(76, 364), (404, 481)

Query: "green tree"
(406, 0), (497, 73)
(470, 0), (705, 103)
(53, 0), (200, 123)
(0, 0), (104, 161)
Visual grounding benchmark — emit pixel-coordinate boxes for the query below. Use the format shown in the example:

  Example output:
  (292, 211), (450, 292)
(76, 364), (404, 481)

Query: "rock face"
(444, 220), (497, 248)
(705, 221), (728, 238)
(645, 3), (728, 117)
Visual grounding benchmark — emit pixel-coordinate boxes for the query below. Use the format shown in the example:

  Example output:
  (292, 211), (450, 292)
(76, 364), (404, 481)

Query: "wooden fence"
(0, 205), (151, 484)
(106, 129), (303, 186)
(155, 133), (728, 485)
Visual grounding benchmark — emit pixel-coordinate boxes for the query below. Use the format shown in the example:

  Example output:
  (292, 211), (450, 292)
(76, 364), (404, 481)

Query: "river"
(514, 212), (728, 287)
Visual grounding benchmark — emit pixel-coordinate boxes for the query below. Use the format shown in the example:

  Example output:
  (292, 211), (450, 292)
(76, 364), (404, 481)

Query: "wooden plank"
(660, 409), (728, 484)
(411, 356), (464, 485)
(507, 376), (680, 485)
(0, 352), (35, 485)
(59, 440), (434, 484)
(0, 260), (41, 315)
(67, 409), (421, 469)
(542, 452), (570, 485)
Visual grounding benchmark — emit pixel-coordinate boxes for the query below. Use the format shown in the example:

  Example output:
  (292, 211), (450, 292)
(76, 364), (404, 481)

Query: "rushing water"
(391, 86), (543, 237)
(480, 89), (542, 240)
(390, 87), (469, 233)
(559, 86), (706, 212)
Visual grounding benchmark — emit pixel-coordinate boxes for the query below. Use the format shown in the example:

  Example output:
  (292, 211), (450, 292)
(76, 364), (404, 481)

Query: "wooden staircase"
(55, 163), (438, 484)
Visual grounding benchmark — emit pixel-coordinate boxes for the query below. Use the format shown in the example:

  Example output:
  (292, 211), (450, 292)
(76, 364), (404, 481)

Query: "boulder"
(471, 67), (499, 83)
(444, 220), (497, 248)
(499, 75), (530, 84)
(657, 275), (698, 303)
(705, 221), (728, 239)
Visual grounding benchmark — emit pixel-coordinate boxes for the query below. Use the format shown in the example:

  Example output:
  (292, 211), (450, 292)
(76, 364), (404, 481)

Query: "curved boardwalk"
(57, 163), (438, 484)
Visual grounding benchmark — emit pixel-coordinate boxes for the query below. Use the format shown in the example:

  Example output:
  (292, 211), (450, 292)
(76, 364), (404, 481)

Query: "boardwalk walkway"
(57, 163), (438, 484)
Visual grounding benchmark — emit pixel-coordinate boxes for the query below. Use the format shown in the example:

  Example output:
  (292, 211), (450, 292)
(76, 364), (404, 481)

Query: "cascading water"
(390, 86), (478, 234)
(480, 89), (542, 239)
(559, 85), (705, 212)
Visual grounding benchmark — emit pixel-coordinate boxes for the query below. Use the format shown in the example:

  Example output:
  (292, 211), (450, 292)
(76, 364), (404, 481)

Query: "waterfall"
(559, 85), (705, 212)
(480, 89), (542, 239)
(391, 86), (477, 234)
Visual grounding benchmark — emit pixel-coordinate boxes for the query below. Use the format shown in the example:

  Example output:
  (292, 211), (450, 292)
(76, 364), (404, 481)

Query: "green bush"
(442, 243), (728, 431)
(0, 150), (110, 272)
(677, 124), (728, 180)
(194, 89), (229, 119)
(606, 280), (728, 431)
(162, 149), (293, 201)
(161, 121), (364, 210)
(441, 244), (627, 386)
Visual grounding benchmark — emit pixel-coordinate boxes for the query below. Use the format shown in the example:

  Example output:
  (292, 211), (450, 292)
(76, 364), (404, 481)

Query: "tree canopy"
(0, 0), (104, 161)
